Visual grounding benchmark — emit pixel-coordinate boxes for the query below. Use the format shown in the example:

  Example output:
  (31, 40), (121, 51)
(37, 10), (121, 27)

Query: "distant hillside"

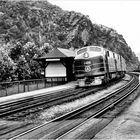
(0, 0), (139, 82)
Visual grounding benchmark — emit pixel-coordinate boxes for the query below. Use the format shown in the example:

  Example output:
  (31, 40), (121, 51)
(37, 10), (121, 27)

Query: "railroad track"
(0, 88), (84, 118)
(4, 74), (138, 139)
(0, 77), (120, 120)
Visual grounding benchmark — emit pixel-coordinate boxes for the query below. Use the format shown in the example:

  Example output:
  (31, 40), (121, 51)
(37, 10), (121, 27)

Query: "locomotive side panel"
(121, 56), (126, 72)
(115, 54), (122, 72)
(107, 51), (116, 73)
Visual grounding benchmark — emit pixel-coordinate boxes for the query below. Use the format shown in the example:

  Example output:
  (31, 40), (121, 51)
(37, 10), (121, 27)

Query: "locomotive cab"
(74, 46), (106, 87)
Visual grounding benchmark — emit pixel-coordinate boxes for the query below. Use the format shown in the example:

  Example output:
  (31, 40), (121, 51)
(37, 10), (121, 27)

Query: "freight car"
(74, 46), (126, 87)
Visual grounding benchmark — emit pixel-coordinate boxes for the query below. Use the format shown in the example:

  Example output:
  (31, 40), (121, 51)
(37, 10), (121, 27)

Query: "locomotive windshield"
(77, 48), (87, 55)
(90, 47), (101, 52)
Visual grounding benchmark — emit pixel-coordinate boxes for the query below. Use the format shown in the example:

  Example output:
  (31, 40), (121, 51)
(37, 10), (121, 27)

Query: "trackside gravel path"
(94, 76), (140, 139)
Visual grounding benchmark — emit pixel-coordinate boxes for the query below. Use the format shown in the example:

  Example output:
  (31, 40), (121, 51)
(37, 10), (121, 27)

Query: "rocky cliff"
(0, 0), (139, 81)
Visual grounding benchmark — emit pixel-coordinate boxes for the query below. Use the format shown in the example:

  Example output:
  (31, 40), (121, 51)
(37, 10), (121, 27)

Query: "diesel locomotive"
(74, 46), (126, 87)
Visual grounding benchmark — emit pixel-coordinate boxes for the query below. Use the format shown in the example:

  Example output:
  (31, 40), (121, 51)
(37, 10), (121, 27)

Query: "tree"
(0, 44), (16, 82)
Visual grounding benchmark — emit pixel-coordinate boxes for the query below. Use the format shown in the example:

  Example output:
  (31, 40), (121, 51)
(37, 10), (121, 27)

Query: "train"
(74, 46), (126, 87)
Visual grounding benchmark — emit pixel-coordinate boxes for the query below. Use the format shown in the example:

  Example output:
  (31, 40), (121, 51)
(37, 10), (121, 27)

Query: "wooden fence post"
(28, 81), (29, 91)
(23, 81), (26, 92)
(5, 84), (8, 96)
(18, 82), (20, 93)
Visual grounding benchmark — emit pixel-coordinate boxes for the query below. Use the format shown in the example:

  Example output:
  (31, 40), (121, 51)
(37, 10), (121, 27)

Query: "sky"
(49, 0), (140, 55)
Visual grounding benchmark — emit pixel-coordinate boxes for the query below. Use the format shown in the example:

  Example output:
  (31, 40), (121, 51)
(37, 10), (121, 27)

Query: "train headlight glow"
(85, 66), (91, 72)
(84, 61), (91, 65)
(83, 52), (89, 58)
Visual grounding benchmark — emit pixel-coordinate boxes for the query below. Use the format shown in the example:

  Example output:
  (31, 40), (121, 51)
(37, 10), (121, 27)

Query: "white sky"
(49, 0), (140, 55)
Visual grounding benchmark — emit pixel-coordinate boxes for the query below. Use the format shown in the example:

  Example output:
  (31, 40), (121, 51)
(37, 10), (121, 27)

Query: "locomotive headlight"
(85, 66), (91, 72)
(83, 52), (89, 58)
(84, 60), (91, 65)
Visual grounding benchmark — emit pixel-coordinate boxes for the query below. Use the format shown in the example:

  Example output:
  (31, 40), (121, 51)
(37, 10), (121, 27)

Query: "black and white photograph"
(0, 0), (140, 139)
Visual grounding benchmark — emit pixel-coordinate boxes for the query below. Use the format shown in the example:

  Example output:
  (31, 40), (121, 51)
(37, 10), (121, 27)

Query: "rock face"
(0, 0), (139, 81)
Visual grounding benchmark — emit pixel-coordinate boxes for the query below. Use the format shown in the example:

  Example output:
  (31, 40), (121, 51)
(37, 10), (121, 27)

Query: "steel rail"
(0, 85), (105, 118)
(0, 88), (76, 107)
(0, 77), (120, 118)
(9, 74), (136, 140)
(0, 88), (83, 117)
(57, 76), (139, 139)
